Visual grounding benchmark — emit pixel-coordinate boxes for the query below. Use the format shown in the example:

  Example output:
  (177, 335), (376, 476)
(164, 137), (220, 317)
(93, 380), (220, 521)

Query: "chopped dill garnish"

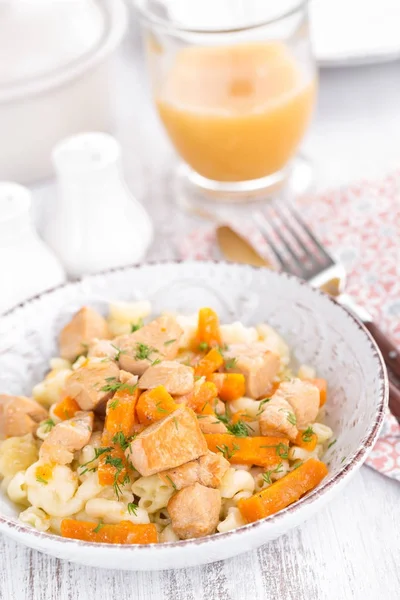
(262, 462), (284, 485)
(292, 461), (303, 470)
(79, 446), (113, 474)
(112, 431), (134, 451)
(104, 455), (129, 499)
(302, 426), (314, 443)
(134, 342), (158, 361)
(101, 377), (137, 395)
(165, 475), (177, 490)
(130, 318), (144, 333)
(127, 502), (138, 516)
(42, 418), (55, 433)
(111, 344), (127, 361)
(286, 411), (297, 426)
(226, 420), (252, 437)
(215, 443), (240, 460)
(224, 357), (237, 370)
(257, 398), (271, 415)
(36, 476), (48, 485)
(260, 442), (289, 459)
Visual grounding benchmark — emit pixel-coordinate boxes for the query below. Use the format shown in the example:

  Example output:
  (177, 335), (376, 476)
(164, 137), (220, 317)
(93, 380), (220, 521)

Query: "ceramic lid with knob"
(0, 0), (104, 88)
(0, 0), (126, 102)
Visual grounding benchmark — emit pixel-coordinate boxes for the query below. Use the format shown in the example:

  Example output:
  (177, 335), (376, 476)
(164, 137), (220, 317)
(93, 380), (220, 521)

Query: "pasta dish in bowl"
(0, 262), (387, 569)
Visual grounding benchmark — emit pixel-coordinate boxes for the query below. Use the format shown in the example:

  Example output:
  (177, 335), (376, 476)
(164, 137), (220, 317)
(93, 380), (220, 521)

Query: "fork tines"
(253, 201), (335, 281)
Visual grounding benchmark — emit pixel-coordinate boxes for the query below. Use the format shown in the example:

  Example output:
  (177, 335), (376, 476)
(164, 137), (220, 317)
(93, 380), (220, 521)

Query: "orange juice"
(156, 42), (316, 182)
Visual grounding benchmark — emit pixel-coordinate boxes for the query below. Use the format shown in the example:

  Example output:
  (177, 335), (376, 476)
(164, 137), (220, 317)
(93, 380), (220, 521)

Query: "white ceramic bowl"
(0, 262), (387, 570)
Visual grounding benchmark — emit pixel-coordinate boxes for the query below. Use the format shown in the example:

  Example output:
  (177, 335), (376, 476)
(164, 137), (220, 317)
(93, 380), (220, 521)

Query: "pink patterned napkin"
(178, 170), (400, 480)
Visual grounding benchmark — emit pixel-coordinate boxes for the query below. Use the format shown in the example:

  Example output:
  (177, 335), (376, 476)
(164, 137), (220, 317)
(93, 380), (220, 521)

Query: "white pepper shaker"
(44, 132), (153, 278)
(0, 182), (66, 313)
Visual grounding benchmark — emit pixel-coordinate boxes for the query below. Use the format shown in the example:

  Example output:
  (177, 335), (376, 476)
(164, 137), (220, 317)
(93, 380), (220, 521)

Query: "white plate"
(311, 0), (400, 67)
(0, 262), (387, 570)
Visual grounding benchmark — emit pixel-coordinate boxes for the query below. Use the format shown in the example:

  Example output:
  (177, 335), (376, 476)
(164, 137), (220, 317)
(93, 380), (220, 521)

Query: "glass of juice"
(135, 0), (317, 210)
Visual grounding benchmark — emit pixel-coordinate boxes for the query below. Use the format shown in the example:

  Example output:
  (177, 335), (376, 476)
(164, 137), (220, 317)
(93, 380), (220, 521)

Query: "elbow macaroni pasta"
(227, 397), (261, 418)
(107, 300), (152, 336)
(220, 322), (258, 345)
(219, 468), (255, 499)
(0, 434), (39, 478)
(19, 506), (51, 532)
(7, 471), (29, 506)
(217, 507), (246, 533)
(312, 423), (334, 444)
(33, 368), (72, 407)
(132, 475), (174, 513)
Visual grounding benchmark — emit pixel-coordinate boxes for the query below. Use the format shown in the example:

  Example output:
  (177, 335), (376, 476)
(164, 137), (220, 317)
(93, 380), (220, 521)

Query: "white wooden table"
(2, 21), (400, 600)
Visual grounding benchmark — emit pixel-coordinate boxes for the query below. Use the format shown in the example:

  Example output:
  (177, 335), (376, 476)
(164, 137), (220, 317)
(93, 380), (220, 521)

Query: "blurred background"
(0, 0), (400, 310)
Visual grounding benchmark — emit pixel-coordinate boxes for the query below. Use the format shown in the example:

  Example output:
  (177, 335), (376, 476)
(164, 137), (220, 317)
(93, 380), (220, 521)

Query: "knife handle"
(364, 321), (400, 380)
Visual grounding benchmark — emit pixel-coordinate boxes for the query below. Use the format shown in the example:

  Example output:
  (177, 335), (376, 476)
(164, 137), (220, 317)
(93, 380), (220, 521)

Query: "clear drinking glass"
(135, 0), (317, 211)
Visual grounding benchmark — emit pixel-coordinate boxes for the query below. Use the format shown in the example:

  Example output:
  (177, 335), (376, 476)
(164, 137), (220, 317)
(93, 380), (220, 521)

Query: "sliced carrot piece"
(185, 381), (218, 415)
(61, 519), (158, 544)
(53, 396), (80, 420)
(97, 444), (128, 487)
(196, 307), (222, 349)
(195, 348), (224, 378)
(295, 428), (318, 451)
(103, 387), (140, 438)
(136, 386), (179, 425)
(231, 410), (254, 424)
(238, 458), (328, 522)
(99, 387), (140, 487)
(204, 433), (289, 467)
(306, 378), (327, 407)
(209, 373), (246, 402)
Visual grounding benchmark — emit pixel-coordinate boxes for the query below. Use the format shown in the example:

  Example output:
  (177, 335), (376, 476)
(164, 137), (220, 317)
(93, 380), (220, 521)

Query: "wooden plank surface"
(1, 467), (400, 600)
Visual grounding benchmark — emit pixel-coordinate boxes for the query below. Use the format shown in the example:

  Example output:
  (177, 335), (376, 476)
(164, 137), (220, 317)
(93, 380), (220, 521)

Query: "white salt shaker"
(44, 132), (153, 278)
(0, 182), (66, 313)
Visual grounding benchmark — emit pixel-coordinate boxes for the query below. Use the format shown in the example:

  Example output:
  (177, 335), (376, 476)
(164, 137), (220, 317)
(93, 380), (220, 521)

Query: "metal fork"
(253, 201), (400, 419)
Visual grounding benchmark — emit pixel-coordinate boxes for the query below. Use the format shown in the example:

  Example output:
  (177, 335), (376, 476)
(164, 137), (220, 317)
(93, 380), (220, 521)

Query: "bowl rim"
(0, 260), (388, 552)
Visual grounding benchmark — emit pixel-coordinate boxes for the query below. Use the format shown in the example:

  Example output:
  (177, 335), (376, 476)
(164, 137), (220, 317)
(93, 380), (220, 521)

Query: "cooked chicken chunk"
(59, 307), (109, 362)
(118, 370), (139, 386)
(274, 378), (320, 429)
(138, 361), (194, 395)
(63, 359), (120, 411)
(39, 411), (93, 465)
(197, 414), (228, 434)
(225, 343), (280, 399)
(88, 339), (118, 360)
(113, 316), (183, 376)
(159, 451), (229, 490)
(125, 406), (207, 476)
(0, 394), (47, 438)
(168, 483), (221, 539)
(259, 396), (298, 441)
